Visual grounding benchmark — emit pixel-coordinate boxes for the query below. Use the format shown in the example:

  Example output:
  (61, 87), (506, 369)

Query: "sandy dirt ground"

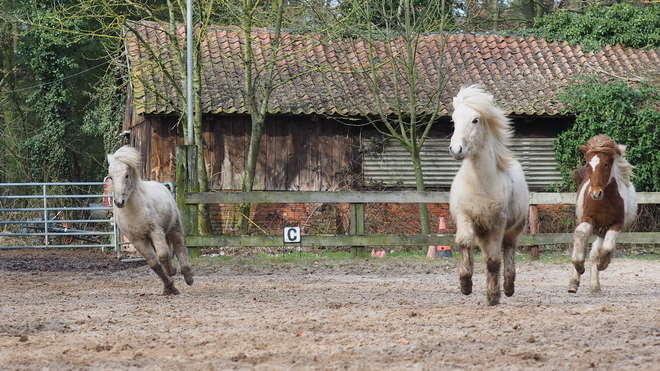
(1, 249), (660, 371)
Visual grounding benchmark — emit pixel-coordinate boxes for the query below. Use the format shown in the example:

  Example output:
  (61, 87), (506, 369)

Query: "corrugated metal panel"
(363, 138), (562, 189)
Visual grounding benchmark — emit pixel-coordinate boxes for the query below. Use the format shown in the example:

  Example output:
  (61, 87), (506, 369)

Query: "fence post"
(349, 203), (366, 257)
(176, 145), (199, 257)
(529, 205), (539, 260)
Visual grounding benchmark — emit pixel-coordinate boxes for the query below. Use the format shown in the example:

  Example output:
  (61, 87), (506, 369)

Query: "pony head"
(449, 85), (514, 169)
(107, 146), (142, 208)
(580, 135), (633, 200)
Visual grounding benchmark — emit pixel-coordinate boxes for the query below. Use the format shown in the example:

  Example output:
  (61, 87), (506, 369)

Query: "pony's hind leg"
(569, 222), (592, 293)
(168, 230), (194, 286)
(597, 229), (620, 272)
(502, 227), (522, 298)
(590, 230), (619, 294)
(455, 217), (475, 296)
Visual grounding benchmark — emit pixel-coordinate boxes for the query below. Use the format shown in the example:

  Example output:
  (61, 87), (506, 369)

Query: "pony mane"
(584, 135), (634, 187)
(453, 85), (516, 170)
(110, 146), (143, 180)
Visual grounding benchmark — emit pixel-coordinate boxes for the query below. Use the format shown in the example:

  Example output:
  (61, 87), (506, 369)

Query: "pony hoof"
(181, 267), (194, 286)
(460, 277), (473, 295)
(504, 282), (515, 297)
(162, 287), (181, 296)
(568, 284), (578, 293)
(487, 294), (500, 306)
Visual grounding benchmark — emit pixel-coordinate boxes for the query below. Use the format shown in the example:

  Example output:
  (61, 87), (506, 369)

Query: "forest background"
(1, 0), (660, 192)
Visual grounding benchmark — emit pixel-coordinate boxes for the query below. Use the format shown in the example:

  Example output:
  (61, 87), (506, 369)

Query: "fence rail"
(184, 191), (660, 249)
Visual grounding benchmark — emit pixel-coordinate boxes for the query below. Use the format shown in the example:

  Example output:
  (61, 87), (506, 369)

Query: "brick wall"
(209, 202), (575, 236)
(210, 202), (455, 235)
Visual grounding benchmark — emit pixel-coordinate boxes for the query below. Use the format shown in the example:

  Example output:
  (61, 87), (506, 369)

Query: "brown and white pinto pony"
(569, 135), (637, 294)
(449, 85), (529, 306)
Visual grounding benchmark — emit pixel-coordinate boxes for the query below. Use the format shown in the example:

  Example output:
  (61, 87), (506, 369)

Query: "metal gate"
(0, 182), (118, 253)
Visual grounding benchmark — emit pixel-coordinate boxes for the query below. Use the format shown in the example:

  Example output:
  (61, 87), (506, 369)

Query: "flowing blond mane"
(453, 85), (515, 170)
(109, 146), (143, 180)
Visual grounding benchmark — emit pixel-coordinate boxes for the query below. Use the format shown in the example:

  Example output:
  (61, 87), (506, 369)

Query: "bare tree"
(328, 0), (454, 235)
(17, 0), (218, 233)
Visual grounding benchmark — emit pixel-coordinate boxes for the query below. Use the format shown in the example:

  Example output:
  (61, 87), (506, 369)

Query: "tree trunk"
(193, 88), (211, 235)
(193, 25), (211, 235)
(522, 0), (535, 25)
(237, 114), (265, 230)
(411, 152), (430, 236)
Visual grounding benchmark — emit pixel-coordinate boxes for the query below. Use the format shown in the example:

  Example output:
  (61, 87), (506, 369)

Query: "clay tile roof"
(124, 22), (660, 117)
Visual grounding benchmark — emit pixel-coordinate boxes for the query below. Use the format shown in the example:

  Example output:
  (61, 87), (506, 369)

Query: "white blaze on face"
(589, 155), (600, 171)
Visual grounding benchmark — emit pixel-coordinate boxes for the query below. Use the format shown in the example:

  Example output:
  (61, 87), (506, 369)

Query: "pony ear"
(579, 145), (588, 154)
(107, 154), (114, 164)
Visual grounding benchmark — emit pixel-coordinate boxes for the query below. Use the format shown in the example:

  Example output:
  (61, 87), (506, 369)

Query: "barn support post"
(350, 203), (366, 257)
(176, 145), (199, 257)
(529, 205), (539, 260)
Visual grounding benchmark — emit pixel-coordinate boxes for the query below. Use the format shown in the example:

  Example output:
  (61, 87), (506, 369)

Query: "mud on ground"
(1, 249), (660, 370)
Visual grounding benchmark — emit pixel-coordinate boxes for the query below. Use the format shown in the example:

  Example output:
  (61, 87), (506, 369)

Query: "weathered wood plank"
(636, 192), (660, 204)
(529, 192), (576, 205)
(186, 191), (452, 204)
(186, 191), (660, 206)
(206, 121), (223, 189)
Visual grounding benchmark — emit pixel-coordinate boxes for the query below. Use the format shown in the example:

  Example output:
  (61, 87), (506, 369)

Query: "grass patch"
(191, 245), (660, 267)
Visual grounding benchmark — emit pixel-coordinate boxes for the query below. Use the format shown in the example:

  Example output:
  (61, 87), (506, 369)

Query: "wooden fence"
(184, 191), (660, 253)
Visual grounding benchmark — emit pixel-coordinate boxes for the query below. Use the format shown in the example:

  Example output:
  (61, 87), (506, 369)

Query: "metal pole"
(186, 0), (194, 145)
(43, 184), (48, 248)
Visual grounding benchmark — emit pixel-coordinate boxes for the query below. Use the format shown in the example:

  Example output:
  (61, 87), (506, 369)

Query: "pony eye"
(125, 174), (129, 179)
(472, 118), (479, 124)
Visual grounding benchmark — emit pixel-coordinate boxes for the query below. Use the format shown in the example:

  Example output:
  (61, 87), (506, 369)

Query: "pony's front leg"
(133, 239), (180, 296)
(480, 228), (505, 306)
(151, 232), (177, 277)
(569, 222), (592, 293)
(455, 217), (475, 296)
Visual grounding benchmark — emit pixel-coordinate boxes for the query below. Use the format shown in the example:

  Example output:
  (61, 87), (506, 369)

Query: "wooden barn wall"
(129, 115), (361, 190)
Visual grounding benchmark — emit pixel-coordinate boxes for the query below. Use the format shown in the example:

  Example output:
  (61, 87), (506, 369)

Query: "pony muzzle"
(449, 144), (467, 160)
(589, 189), (603, 200)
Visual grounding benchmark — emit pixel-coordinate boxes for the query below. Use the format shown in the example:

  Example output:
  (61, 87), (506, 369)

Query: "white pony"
(107, 146), (193, 295)
(449, 85), (529, 306)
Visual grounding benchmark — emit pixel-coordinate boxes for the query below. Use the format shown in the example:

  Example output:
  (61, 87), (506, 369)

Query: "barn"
(121, 22), (660, 233)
